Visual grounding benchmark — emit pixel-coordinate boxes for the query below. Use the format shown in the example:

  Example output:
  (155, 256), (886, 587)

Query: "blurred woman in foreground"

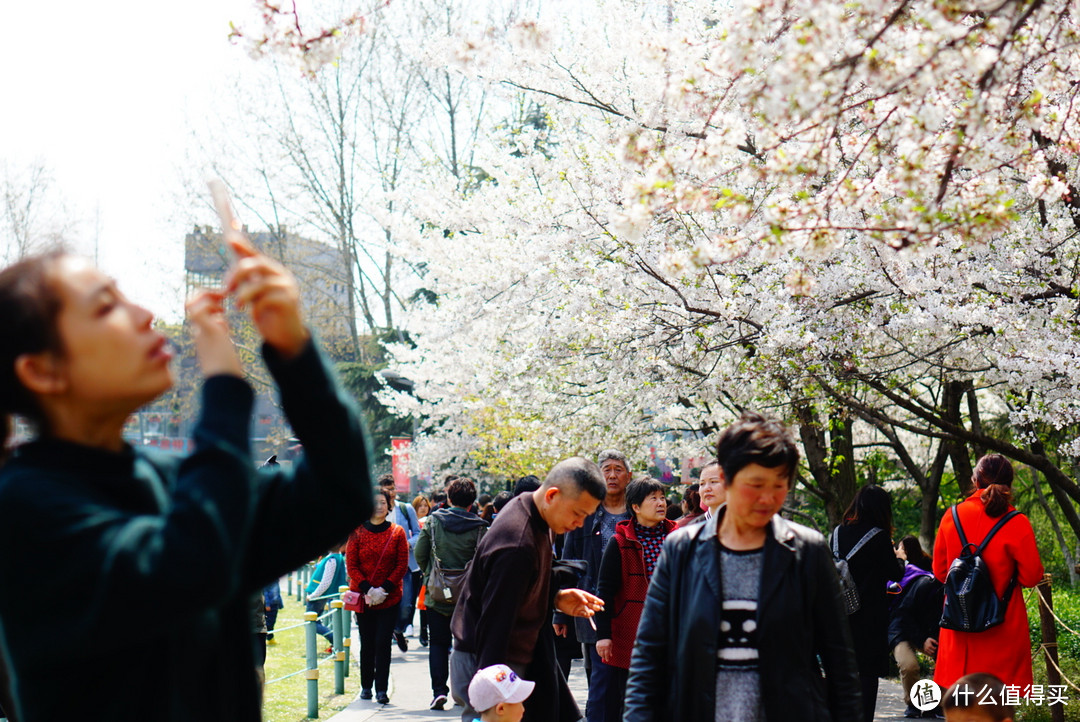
(0, 239), (372, 721)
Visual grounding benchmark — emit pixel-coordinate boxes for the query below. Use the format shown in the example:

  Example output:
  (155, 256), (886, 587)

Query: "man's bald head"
(534, 457), (605, 534)
(542, 457), (605, 501)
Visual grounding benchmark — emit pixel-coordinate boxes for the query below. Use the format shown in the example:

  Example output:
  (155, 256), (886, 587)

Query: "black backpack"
(831, 526), (882, 615)
(938, 506), (1020, 633)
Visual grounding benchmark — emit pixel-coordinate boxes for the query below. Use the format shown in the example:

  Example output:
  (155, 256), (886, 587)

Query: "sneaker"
(360, 689), (372, 700)
(904, 705), (921, 719)
(419, 636), (429, 648)
(430, 694), (448, 710)
(393, 630), (408, 652)
(405, 624), (415, 637)
(266, 637), (278, 646)
(376, 691), (390, 705)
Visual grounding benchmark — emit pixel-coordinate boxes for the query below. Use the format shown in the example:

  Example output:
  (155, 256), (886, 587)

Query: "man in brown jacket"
(450, 457), (606, 722)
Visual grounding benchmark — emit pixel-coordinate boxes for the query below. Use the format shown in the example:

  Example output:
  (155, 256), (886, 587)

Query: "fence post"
(1037, 575), (1065, 722)
(296, 567), (304, 602)
(332, 600), (345, 695)
(305, 610), (319, 719)
(339, 585), (352, 676)
(287, 569), (293, 597)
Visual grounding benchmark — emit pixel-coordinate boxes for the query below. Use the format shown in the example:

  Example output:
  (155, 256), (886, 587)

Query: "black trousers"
(428, 610), (453, 697)
(860, 672), (878, 722)
(356, 604), (398, 693)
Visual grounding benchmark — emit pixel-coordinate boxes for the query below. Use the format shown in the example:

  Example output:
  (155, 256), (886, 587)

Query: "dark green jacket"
(0, 341), (372, 721)
(415, 507), (487, 616)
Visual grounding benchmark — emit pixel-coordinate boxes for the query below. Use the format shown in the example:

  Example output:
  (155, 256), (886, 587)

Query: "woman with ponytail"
(0, 239), (372, 721)
(933, 454), (1044, 692)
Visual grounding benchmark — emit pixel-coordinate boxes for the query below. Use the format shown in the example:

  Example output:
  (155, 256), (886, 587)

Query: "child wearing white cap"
(468, 664), (536, 722)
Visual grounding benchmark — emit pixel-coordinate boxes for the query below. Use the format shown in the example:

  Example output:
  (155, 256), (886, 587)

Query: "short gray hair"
(597, 449), (630, 473)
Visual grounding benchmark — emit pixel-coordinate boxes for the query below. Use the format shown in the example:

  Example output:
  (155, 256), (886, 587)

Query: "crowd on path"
(312, 413), (1045, 722)
(0, 241), (1049, 722)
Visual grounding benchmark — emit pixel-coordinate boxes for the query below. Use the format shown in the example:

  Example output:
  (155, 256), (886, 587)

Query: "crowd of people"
(312, 413), (1047, 722)
(0, 238), (1051, 722)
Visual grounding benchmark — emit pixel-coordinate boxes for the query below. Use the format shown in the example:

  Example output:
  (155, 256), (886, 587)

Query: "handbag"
(342, 589), (363, 612)
(428, 518), (471, 604)
(344, 528), (396, 612)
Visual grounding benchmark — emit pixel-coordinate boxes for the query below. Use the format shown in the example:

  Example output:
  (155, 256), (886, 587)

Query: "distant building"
(126, 226), (358, 460)
(184, 226), (355, 358)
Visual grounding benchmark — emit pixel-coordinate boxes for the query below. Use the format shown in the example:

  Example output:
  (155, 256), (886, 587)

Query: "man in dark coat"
(554, 449), (632, 722)
(451, 457), (607, 722)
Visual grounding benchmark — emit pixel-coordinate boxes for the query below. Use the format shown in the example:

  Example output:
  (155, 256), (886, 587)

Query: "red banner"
(391, 437), (411, 494)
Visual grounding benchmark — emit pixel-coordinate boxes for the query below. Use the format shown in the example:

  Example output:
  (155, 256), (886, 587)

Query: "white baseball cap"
(468, 664), (535, 712)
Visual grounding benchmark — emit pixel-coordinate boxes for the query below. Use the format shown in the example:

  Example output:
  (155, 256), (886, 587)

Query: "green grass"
(262, 591), (361, 722)
(1017, 583), (1080, 721)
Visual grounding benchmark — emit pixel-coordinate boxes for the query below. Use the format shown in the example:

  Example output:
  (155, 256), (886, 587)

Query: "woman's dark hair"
(625, 477), (665, 518)
(973, 454), (1014, 518)
(716, 412), (799, 486)
(375, 487), (395, 509)
(0, 251), (68, 457)
(842, 485), (893, 533)
(512, 475), (541, 497)
(480, 503), (494, 522)
(682, 486), (702, 517)
(477, 493), (492, 508)
(447, 477), (477, 508)
(665, 498), (683, 520)
(897, 535), (932, 572)
(492, 490), (512, 513)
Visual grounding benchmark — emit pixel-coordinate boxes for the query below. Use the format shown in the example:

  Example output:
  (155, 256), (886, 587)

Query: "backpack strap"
(950, 505), (971, 552)
(831, 528), (840, 558)
(842, 527), (882, 561)
(974, 510), (1020, 556)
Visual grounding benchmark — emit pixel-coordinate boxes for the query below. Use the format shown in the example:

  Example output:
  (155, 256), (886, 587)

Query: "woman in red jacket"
(933, 454), (1044, 691)
(595, 477), (676, 720)
(347, 486), (409, 704)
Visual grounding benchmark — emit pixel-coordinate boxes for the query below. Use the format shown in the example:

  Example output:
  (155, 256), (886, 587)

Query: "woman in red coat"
(933, 454), (1044, 691)
(347, 487), (409, 704)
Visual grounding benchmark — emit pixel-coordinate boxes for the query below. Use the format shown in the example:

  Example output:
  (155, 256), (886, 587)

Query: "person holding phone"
(0, 230), (372, 720)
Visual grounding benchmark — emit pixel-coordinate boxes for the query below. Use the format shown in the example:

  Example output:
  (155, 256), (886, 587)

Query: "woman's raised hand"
(223, 236), (310, 359)
(186, 290), (243, 378)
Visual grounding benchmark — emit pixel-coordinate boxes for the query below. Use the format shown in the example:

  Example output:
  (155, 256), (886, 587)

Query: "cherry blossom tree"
(239, 0), (1080, 542)
(379, 0), (1080, 524)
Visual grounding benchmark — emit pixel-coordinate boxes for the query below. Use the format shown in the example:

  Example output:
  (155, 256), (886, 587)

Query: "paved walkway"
(327, 623), (914, 721)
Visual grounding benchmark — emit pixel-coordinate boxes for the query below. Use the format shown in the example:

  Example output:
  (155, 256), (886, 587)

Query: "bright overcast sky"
(0, 0), (257, 319)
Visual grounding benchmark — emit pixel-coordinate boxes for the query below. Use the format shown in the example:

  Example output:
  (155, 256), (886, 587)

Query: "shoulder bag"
(428, 518), (472, 604)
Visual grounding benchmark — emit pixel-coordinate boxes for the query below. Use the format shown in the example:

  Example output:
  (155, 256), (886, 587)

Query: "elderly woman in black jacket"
(623, 412), (861, 722)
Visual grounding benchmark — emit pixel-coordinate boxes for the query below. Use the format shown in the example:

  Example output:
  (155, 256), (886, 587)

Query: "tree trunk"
(829, 416), (858, 525)
(795, 403), (832, 502)
(919, 445), (949, 552)
(943, 380), (974, 496)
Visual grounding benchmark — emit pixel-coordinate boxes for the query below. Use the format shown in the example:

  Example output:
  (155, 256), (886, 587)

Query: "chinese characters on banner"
(391, 437), (411, 494)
